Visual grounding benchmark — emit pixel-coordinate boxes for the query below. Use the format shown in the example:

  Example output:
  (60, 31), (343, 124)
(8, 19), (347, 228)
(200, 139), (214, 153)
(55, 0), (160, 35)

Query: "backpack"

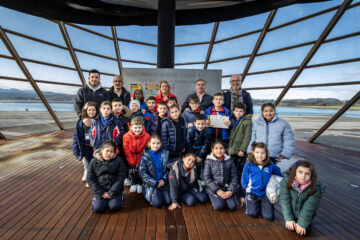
(266, 175), (283, 204)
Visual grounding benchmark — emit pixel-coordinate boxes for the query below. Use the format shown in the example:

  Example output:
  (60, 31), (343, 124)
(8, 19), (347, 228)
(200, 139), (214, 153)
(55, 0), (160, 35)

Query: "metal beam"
(58, 22), (86, 86)
(275, 0), (353, 106)
(111, 26), (122, 75)
(242, 10), (277, 83)
(308, 90), (360, 143)
(0, 26), (64, 131)
(204, 22), (219, 69)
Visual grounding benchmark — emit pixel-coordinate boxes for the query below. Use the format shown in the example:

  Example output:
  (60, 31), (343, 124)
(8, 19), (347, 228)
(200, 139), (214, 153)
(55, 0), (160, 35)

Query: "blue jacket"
(204, 105), (231, 141)
(90, 114), (125, 150)
(247, 114), (294, 159)
(223, 89), (253, 114)
(139, 148), (169, 203)
(72, 119), (93, 161)
(241, 161), (283, 197)
(182, 109), (200, 128)
(186, 126), (210, 160)
(161, 116), (186, 152)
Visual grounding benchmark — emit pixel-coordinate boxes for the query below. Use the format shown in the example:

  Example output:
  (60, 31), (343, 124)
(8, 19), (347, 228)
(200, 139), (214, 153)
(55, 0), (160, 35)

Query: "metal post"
(111, 26), (122, 75)
(157, 0), (175, 68)
(204, 22), (219, 69)
(0, 26), (64, 130)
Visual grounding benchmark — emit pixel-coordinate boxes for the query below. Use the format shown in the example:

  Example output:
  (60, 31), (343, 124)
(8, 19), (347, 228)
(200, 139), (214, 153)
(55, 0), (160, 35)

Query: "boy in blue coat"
(143, 96), (157, 126)
(147, 101), (168, 135)
(182, 96), (201, 128)
(204, 92), (231, 148)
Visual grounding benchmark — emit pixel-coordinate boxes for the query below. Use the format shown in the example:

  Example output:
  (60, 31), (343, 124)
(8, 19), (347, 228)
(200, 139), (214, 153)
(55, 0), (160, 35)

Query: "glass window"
(210, 33), (260, 61)
(208, 58), (249, 76)
(0, 7), (66, 46)
(78, 24), (112, 37)
(327, 6), (360, 39)
(176, 23), (214, 44)
(7, 33), (74, 68)
(0, 58), (25, 78)
(0, 41), (10, 56)
(24, 62), (82, 85)
(247, 89), (283, 114)
(76, 52), (119, 75)
(118, 41), (157, 63)
(242, 70), (296, 88)
(175, 44), (208, 63)
(216, 12), (268, 40)
(294, 62), (360, 86)
(122, 62), (156, 69)
(66, 25), (115, 58)
(82, 72), (114, 89)
(175, 64), (204, 69)
(116, 25), (157, 44)
(271, 0), (342, 27)
(310, 36), (360, 65)
(0, 79), (60, 139)
(260, 12), (334, 53)
(250, 45), (313, 73)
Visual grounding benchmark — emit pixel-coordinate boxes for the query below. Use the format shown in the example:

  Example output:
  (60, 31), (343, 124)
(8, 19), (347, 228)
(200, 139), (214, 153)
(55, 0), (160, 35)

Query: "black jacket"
(223, 89), (253, 114)
(181, 93), (213, 112)
(203, 153), (239, 195)
(86, 151), (126, 198)
(74, 84), (110, 118)
(186, 126), (210, 160)
(169, 158), (199, 203)
(109, 86), (131, 106)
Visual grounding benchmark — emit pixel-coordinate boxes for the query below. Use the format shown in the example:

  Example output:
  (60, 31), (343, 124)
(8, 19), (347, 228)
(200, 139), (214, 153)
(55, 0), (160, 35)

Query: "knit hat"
(130, 99), (140, 108)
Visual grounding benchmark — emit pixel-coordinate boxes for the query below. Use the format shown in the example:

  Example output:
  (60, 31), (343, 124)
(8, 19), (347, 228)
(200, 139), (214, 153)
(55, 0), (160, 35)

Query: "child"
(112, 98), (131, 133)
(73, 101), (97, 181)
(228, 102), (252, 203)
(182, 96), (201, 128)
(203, 141), (238, 211)
(86, 140), (126, 213)
(280, 160), (325, 236)
(186, 114), (210, 179)
(147, 101), (167, 135)
(167, 96), (178, 109)
(139, 135), (171, 208)
(242, 142), (283, 221)
(90, 101), (124, 151)
(144, 96), (157, 125)
(248, 102), (294, 164)
(204, 93), (231, 148)
(123, 117), (150, 193)
(161, 104), (186, 164)
(168, 153), (208, 210)
(133, 89), (147, 110)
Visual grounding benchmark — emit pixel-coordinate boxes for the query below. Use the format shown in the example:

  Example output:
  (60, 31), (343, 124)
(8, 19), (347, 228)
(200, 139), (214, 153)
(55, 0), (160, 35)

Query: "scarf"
(215, 155), (225, 161)
(100, 115), (109, 127)
(293, 177), (312, 192)
(149, 149), (163, 181)
(230, 88), (243, 110)
(235, 115), (244, 127)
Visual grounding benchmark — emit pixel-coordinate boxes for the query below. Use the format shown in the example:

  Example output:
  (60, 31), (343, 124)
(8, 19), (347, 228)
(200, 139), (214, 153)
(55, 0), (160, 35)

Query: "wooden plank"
(204, 204), (232, 240)
(89, 213), (111, 240)
(145, 206), (156, 240)
(155, 206), (166, 240)
(189, 205), (210, 240)
(77, 213), (101, 240)
(174, 207), (188, 240)
(197, 203), (221, 239)
(101, 213), (119, 239)
(134, 198), (148, 240)
(122, 193), (141, 239)
(181, 205), (199, 240)
(111, 191), (132, 239)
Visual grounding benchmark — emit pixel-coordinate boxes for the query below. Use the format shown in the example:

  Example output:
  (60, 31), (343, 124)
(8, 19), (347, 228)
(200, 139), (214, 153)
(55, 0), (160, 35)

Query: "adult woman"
(155, 80), (177, 105)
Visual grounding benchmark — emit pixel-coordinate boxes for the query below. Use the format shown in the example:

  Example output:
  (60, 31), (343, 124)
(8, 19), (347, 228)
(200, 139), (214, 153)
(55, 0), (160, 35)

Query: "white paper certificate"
(208, 115), (229, 129)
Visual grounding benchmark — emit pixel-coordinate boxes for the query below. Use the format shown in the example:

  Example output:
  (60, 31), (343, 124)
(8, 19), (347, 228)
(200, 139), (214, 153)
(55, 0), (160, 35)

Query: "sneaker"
(137, 185), (142, 193)
(85, 183), (89, 188)
(124, 178), (131, 187)
(82, 168), (87, 182)
(130, 185), (137, 193)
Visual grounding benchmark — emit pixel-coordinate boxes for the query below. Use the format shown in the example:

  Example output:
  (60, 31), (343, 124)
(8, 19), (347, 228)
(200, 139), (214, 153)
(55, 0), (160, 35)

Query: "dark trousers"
(129, 168), (142, 185)
(83, 145), (93, 168)
(269, 157), (278, 164)
(209, 192), (238, 211)
(245, 193), (274, 221)
(231, 155), (247, 197)
(150, 185), (171, 208)
(179, 188), (208, 206)
(92, 192), (123, 213)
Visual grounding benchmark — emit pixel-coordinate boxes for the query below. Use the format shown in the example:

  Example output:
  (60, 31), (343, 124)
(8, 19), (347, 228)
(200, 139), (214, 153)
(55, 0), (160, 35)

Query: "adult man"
(223, 74), (253, 114)
(74, 69), (110, 118)
(109, 75), (131, 106)
(181, 79), (213, 113)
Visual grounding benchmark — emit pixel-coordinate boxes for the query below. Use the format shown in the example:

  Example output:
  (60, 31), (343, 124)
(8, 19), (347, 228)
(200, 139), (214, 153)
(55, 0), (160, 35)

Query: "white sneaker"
(130, 185), (137, 193)
(124, 178), (131, 187)
(137, 185), (142, 193)
(86, 183), (89, 188)
(82, 169), (87, 181)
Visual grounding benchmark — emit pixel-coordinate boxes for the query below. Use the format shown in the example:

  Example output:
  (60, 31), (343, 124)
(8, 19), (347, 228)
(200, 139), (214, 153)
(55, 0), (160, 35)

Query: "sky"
(0, 0), (359, 101)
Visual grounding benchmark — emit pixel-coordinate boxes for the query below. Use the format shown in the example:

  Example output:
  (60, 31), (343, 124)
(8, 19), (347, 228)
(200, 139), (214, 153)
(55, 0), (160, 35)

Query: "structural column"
(157, 0), (175, 68)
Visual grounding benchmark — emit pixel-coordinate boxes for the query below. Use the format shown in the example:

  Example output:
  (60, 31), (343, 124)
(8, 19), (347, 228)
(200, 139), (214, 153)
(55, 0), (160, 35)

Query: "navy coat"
(186, 126), (210, 160)
(72, 119), (93, 161)
(161, 116), (186, 152)
(223, 89), (253, 114)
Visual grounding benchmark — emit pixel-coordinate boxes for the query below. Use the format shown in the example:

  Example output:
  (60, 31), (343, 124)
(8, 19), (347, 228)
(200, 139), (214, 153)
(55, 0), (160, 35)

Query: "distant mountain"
(0, 88), (75, 102)
(253, 98), (346, 107)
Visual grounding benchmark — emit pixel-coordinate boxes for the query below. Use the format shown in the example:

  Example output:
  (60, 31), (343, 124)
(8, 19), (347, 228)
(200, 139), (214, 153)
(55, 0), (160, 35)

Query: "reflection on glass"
(118, 41), (157, 63)
(242, 70), (296, 88)
(175, 44), (208, 63)
(76, 52), (119, 75)
(327, 6), (360, 39)
(116, 25), (157, 44)
(176, 23), (214, 44)
(0, 58), (25, 78)
(211, 33), (259, 61)
(208, 58), (249, 76)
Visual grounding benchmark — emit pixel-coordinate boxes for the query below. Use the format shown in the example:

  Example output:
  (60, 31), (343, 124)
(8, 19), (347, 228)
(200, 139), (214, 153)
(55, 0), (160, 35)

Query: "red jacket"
(155, 93), (178, 105)
(123, 128), (150, 166)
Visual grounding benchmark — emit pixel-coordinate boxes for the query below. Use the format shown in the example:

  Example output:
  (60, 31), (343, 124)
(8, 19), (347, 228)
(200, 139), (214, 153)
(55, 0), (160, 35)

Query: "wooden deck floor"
(0, 130), (359, 240)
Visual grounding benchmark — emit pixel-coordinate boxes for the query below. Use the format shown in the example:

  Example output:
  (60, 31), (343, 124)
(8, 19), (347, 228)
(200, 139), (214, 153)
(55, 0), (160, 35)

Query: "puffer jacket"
(139, 149), (169, 203)
(123, 128), (150, 167)
(228, 115), (252, 155)
(204, 105), (232, 141)
(161, 116), (186, 152)
(182, 109), (200, 128)
(72, 119), (93, 160)
(186, 126), (210, 160)
(114, 109), (131, 133)
(169, 158), (199, 203)
(90, 114), (124, 150)
(241, 161), (283, 197)
(280, 176), (326, 229)
(203, 153), (239, 195)
(247, 114), (294, 159)
(86, 150), (126, 198)
(146, 112), (166, 135)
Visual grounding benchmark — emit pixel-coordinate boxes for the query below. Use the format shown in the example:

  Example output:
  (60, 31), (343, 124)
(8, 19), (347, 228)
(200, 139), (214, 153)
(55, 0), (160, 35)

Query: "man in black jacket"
(108, 75), (131, 106)
(181, 79), (213, 113)
(74, 69), (110, 118)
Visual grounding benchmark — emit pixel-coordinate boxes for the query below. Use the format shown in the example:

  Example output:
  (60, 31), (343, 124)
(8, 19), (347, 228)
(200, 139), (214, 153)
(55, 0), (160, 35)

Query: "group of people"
(72, 69), (325, 236)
